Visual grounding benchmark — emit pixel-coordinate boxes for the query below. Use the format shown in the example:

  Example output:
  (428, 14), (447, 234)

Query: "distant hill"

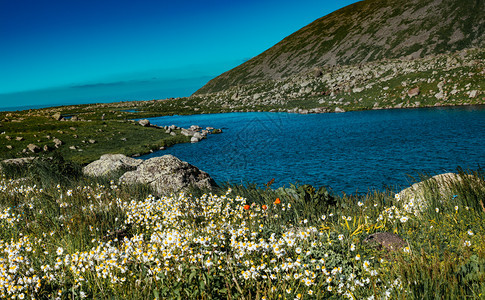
(195, 0), (484, 95)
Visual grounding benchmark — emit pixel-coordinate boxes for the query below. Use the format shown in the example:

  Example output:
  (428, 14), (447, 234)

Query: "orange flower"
(244, 204), (250, 210)
(274, 198), (281, 204)
(262, 205), (268, 210)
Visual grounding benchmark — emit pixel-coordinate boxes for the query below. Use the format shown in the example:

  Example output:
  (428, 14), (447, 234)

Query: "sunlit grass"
(0, 168), (483, 299)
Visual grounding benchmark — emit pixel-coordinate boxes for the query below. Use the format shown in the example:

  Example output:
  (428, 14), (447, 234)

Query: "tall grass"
(0, 163), (483, 299)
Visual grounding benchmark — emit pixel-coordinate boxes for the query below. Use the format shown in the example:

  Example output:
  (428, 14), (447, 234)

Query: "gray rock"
(363, 232), (406, 251)
(83, 154), (142, 177)
(334, 107), (345, 113)
(119, 155), (217, 195)
(0, 157), (35, 173)
(407, 87), (420, 97)
(139, 119), (150, 127)
(434, 91), (445, 100)
(70, 116), (78, 121)
(469, 90), (478, 98)
(181, 128), (197, 137)
(52, 112), (62, 121)
(16, 137), (24, 141)
(313, 67), (323, 77)
(53, 138), (63, 148)
(27, 144), (41, 153)
(397, 173), (485, 212)
(88, 139), (96, 144)
(191, 136), (200, 143)
(43, 145), (51, 152)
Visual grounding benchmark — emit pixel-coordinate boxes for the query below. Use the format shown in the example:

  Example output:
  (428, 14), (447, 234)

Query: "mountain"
(195, 0), (484, 95)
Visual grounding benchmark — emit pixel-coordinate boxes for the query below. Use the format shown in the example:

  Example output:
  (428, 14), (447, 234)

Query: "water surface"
(141, 106), (485, 194)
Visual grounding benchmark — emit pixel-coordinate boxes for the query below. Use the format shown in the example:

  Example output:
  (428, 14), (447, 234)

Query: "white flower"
(338, 234), (344, 241)
(56, 247), (64, 256)
(464, 240), (471, 247)
(358, 201), (364, 207)
(467, 230), (474, 236)
(435, 208), (439, 213)
(350, 244), (356, 251)
(394, 194), (400, 201)
(400, 216), (408, 223)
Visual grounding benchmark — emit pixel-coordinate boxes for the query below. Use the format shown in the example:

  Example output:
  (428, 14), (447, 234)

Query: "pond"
(141, 106), (485, 194)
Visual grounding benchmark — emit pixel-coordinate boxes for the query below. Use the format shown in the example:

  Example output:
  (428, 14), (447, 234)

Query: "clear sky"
(0, 0), (359, 109)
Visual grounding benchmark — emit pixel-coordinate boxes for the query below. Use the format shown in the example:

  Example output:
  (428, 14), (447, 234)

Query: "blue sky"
(0, 0), (359, 108)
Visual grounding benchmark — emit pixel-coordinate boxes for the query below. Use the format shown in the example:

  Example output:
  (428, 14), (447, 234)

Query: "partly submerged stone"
(119, 155), (217, 195)
(83, 154), (142, 177)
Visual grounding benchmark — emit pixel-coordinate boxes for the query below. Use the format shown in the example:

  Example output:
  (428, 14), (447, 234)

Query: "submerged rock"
(83, 154), (142, 177)
(119, 155), (217, 195)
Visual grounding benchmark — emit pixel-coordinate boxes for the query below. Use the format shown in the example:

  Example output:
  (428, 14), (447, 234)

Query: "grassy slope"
(0, 106), (190, 164)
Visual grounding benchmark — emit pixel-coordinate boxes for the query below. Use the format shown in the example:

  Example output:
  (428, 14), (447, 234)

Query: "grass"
(0, 111), (191, 164)
(0, 161), (483, 299)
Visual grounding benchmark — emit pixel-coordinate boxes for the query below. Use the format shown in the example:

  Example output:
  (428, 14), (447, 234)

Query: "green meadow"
(0, 157), (483, 299)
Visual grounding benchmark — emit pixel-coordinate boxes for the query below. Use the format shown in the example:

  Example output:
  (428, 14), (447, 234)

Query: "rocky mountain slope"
(195, 0), (484, 95)
(188, 48), (484, 113)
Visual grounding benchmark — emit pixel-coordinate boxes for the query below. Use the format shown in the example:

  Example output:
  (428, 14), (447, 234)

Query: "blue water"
(141, 106), (485, 194)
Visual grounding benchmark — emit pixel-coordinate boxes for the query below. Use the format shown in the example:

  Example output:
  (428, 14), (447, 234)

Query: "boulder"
(397, 172), (485, 211)
(27, 144), (41, 153)
(0, 157), (35, 173)
(469, 90), (478, 98)
(334, 107), (345, 113)
(119, 155), (217, 195)
(191, 136), (200, 143)
(139, 119), (150, 127)
(407, 87), (420, 97)
(83, 154), (142, 177)
(181, 128), (197, 137)
(52, 112), (62, 121)
(363, 232), (406, 251)
(313, 67), (323, 77)
(53, 138), (63, 148)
